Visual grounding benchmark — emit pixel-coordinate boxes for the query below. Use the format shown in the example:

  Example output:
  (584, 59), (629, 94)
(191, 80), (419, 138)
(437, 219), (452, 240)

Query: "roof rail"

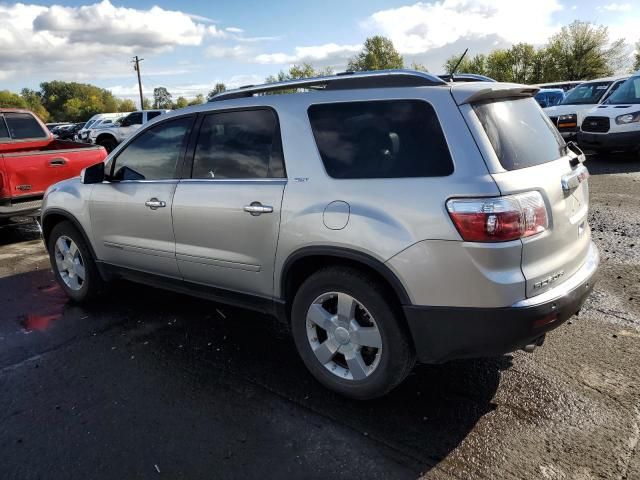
(208, 69), (447, 102)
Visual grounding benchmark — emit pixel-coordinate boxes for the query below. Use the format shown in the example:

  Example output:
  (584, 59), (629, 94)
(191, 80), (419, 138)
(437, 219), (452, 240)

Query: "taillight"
(446, 191), (548, 242)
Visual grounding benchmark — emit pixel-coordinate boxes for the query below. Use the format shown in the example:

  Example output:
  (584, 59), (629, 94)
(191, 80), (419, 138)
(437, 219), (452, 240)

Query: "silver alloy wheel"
(306, 292), (383, 381)
(54, 235), (86, 291)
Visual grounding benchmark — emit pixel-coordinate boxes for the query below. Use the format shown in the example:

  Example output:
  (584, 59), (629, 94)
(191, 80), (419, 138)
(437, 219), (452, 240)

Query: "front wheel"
(48, 221), (104, 303)
(291, 267), (415, 399)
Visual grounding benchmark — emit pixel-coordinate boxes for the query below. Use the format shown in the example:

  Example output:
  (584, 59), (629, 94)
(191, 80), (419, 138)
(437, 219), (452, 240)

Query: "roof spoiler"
(453, 85), (540, 105)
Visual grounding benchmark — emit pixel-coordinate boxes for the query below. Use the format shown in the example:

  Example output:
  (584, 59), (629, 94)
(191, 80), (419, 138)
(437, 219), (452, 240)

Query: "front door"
(172, 108), (287, 297)
(90, 115), (194, 278)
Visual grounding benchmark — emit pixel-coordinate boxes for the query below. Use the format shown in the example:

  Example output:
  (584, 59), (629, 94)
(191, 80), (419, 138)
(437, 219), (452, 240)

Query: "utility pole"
(132, 56), (144, 110)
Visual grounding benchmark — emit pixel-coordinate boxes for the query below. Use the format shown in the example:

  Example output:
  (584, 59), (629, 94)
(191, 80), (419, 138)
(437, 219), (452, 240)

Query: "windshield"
(473, 97), (565, 171)
(561, 81), (611, 105)
(84, 120), (96, 129)
(605, 76), (640, 104)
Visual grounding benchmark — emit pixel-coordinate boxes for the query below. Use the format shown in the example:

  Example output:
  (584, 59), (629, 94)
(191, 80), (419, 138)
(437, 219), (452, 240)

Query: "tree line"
(1, 20), (638, 123)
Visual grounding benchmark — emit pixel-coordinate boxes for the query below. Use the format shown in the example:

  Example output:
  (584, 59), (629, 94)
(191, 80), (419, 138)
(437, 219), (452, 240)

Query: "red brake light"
(446, 192), (548, 242)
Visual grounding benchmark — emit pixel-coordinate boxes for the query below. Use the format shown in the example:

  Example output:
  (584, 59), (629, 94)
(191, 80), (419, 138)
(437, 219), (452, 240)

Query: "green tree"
(546, 21), (627, 80)
(264, 64), (332, 94)
(20, 88), (50, 121)
(634, 40), (640, 71)
(486, 49), (514, 82)
(0, 90), (27, 108)
(117, 99), (136, 112)
(173, 96), (189, 109)
(153, 87), (172, 109)
(39, 81), (122, 121)
(142, 97), (153, 110)
(207, 83), (227, 101)
(443, 53), (487, 76)
(410, 62), (429, 72)
(188, 94), (205, 106)
(348, 36), (404, 71)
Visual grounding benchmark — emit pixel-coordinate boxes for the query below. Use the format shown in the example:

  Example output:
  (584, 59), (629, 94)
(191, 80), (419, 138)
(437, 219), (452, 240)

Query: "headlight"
(558, 114), (576, 122)
(615, 111), (640, 125)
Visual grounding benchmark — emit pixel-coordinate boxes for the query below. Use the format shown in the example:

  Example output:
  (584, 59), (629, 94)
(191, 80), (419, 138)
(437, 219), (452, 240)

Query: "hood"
(582, 103), (637, 119)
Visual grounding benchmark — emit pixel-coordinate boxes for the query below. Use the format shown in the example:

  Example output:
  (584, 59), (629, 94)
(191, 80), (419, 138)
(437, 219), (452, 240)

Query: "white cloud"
(600, 3), (633, 12)
(255, 43), (361, 65)
(363, 0), (563, 55)
(226, 27), (244, 33)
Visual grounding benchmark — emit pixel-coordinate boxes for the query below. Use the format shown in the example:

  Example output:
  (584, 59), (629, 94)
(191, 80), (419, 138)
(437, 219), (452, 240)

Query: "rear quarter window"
(472, 98), (565, 171)
(0, 117), (9, 139)
(307, 100), (453, 179)
(4, 113), (47, 140)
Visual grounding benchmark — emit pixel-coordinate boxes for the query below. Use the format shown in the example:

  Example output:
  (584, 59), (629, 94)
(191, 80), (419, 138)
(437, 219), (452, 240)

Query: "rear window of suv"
(473, 98), (565, 171)
(308, 100), (453, 179)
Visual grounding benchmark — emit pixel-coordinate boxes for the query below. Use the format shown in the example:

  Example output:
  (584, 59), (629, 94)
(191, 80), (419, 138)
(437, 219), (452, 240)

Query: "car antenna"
(450, 48), (469, 82)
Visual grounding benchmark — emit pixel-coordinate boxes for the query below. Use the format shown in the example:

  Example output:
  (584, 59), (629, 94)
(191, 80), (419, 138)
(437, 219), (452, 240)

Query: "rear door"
(89, 114), (195, 278)
(468, 97), (591, 298)
(172, 108), (286, 298)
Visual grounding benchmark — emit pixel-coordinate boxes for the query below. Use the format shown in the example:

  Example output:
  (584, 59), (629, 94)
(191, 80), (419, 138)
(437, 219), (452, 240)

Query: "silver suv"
(41, 70), (598, 399)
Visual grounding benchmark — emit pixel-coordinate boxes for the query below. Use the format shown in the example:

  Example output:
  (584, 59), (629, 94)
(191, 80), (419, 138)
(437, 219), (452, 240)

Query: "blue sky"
(1, 0), (638, 101)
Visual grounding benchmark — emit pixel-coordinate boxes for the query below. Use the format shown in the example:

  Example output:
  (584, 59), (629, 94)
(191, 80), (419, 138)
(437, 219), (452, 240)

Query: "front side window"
(308, 100), (453, 179)
(124, 112), (143, 126)
(473, 97), (565, 171)
(192, 109), (285, 179)
(606, 76), (640, 105)
(4, 113), (47, 140)
(561, 82), (610, 105)
(0, 117), (9, 139)
(110, 116), (193, 181)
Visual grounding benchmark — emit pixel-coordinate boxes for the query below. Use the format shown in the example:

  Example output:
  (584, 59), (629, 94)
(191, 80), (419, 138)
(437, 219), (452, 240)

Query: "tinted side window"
(192, 109), (285, 179)
(0, 117), (9, 139)
(111, 116), (192, 181)
(127, 113), (143, 125)
(4, 113), (47, 140)
(308, 100), (453, 179)
(147, 111), (162, 121)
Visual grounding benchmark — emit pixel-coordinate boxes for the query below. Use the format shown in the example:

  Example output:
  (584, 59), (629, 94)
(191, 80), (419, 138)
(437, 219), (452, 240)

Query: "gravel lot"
(0, 154), (638, 480)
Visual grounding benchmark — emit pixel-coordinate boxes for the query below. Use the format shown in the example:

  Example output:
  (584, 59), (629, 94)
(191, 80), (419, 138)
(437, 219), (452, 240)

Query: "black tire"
(97, 136), (117, 153)
(47, 221), (104, 303)
(291, 267), (415, 399)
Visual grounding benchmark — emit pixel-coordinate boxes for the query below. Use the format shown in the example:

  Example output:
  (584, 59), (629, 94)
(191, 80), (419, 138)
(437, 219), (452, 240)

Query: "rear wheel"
(291, 267), (415, 399)
(48, 221), (104, 303)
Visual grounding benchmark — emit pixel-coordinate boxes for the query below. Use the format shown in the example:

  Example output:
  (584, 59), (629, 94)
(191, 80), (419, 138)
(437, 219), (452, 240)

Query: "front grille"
(581, 116), (610, 133)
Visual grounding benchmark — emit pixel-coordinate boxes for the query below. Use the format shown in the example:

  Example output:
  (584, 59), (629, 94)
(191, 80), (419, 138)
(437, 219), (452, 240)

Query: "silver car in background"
(41, 70), (598, 399)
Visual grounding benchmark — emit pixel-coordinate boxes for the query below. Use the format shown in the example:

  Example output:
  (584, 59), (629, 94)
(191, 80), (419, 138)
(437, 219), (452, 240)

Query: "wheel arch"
(279, 246), (412, 321)
(42, 209), (99, 264)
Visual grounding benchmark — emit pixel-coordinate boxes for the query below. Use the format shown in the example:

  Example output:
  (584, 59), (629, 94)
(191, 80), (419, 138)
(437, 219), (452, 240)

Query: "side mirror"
(81, 162), (105, 184)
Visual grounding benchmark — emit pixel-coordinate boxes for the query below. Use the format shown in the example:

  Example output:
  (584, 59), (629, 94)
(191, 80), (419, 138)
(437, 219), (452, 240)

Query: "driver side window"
(110, 116), (193, 181)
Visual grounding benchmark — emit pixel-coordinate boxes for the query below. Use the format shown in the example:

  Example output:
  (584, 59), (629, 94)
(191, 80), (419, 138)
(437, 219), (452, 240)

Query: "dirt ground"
(0, 153), (638, 480)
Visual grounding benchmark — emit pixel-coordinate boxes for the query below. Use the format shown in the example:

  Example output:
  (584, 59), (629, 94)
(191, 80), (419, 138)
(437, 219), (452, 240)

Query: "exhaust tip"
(522, 334), (546, 353)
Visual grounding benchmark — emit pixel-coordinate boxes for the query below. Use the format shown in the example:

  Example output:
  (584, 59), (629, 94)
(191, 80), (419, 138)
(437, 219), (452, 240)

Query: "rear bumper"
(577, 130), (640, 151)
(0, 198), (43, 218)
(404, 242), (599, 364)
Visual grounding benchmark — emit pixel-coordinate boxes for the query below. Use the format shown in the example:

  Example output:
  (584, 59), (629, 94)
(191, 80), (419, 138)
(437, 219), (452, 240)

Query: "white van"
(543, 75), (628, 140)
(578, 72), (640, 153)
(76, 113), (128, 142)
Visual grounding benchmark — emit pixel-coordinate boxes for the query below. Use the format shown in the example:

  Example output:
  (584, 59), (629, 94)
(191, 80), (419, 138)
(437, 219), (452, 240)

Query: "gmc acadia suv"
(41, 70), (598, 399)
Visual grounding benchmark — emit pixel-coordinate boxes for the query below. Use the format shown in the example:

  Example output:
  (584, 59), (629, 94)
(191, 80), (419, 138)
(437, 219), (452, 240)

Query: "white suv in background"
(89, 110), (169, 152)
(76, 113), (127, 142)
(578, 72), (640, 154)
(543, 75), (628, 140)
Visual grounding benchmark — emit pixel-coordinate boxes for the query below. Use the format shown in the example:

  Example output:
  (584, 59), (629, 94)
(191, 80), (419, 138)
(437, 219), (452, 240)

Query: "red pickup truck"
(0, 109), (107, 221)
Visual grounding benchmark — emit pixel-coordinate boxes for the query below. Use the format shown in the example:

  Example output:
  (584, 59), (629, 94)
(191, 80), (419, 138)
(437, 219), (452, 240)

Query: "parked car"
(535, 88), (565, 108)
(57, 122), (85, 141)
(88, 110), (169, 152)
(76, 113), (128, 142)
(533, 80), (583, 92)
(46, 122), (71, 132)
(0, 109), (107, 221)
(578, 71), (640, 154)
(41, 71), (598, 399)
(543, 76), (628, 140)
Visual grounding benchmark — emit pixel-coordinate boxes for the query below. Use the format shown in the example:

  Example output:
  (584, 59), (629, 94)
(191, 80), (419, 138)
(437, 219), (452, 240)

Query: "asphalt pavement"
(0, 153), (638, 480)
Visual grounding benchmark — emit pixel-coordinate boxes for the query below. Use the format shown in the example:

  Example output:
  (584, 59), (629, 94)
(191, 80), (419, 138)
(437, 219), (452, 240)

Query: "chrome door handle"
(244, 202), (273, 216)
(145, 198), (166, 210)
